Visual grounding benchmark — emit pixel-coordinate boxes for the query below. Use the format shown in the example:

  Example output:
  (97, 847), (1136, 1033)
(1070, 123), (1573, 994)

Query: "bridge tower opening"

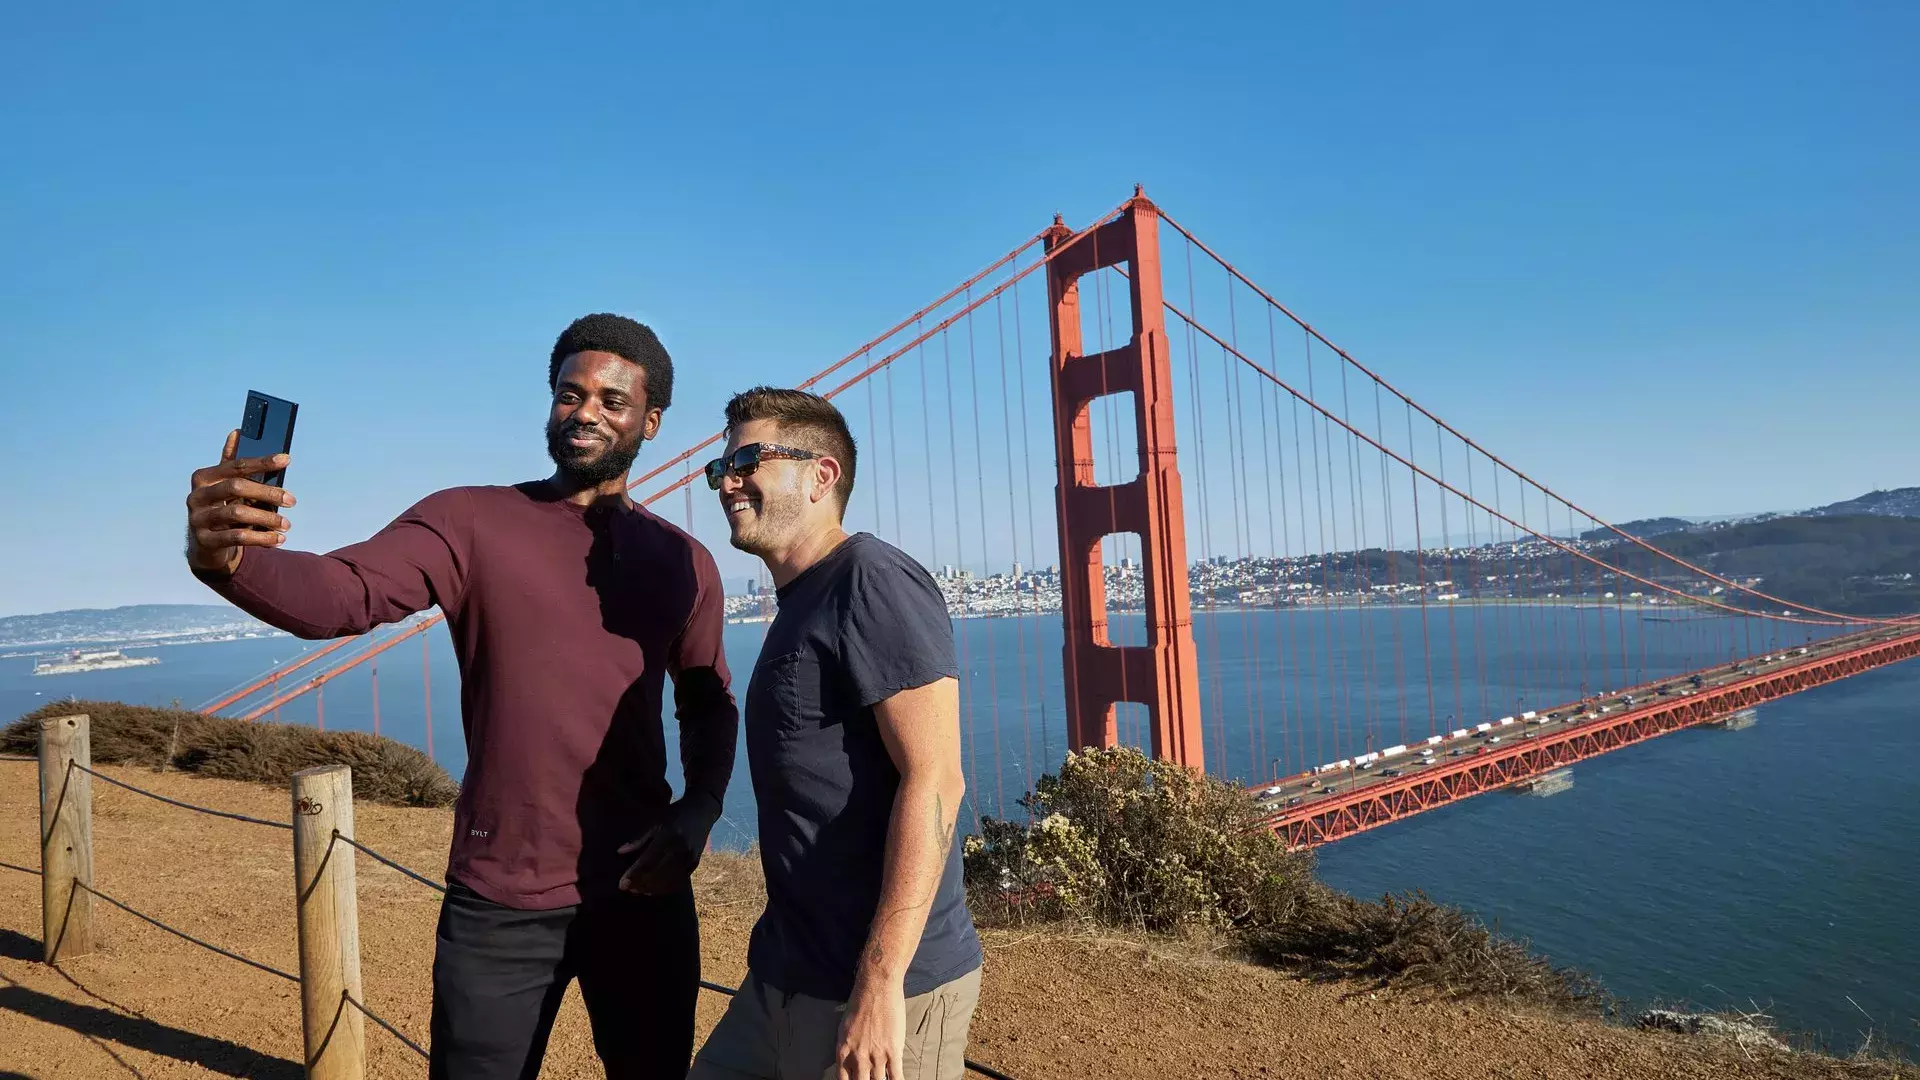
(1043, 189), (1205, 770)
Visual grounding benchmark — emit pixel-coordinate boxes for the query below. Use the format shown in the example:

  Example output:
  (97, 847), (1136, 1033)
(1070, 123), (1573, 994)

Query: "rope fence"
(332, 831), (447, 894)
(74, 880), (298, 983)
(344, 991), (430, 1061)
(16, 713), (1024, 1080)
(19, 713), (419, 1077)
(72, 762), (293, 830)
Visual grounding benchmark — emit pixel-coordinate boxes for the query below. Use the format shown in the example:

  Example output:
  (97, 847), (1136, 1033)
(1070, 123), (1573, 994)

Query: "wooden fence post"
(291, 765), (365, 1080)
(39, 712), (93, 963)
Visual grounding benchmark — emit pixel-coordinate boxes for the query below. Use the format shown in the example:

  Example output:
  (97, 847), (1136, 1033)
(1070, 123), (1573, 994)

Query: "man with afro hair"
(186, 313), (739, 1078)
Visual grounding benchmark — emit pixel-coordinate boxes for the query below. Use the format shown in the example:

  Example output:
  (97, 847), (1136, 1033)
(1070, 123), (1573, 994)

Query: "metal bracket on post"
(1044, 188), (1205, 770)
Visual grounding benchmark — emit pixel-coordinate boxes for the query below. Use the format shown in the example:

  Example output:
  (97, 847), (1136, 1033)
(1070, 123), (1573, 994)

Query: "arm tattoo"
(933, 792), (956, 864)
(865, 789), (961, 965)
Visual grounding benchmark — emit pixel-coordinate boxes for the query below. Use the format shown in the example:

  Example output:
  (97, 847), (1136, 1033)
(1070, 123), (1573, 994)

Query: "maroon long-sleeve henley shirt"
(196, 481), (738, 909)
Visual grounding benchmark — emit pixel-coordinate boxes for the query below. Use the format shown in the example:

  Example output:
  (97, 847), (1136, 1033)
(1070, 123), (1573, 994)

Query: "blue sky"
(2, 2), (1915, 616)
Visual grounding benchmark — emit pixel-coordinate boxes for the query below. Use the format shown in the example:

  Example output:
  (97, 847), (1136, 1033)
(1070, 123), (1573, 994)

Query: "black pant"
(428, 881), (700, 1080)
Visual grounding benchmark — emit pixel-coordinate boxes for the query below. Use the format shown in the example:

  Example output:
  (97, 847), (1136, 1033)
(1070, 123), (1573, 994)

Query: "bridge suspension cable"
(185, 189), (1918, 840)
(1156, 208), (1913, 629)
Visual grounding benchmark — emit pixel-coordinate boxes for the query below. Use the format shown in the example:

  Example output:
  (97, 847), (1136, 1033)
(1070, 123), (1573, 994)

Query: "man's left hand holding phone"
(186, 391), (300, 578)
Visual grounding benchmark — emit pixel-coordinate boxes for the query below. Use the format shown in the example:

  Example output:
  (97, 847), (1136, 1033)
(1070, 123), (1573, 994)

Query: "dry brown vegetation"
(2, 701), (458, 808)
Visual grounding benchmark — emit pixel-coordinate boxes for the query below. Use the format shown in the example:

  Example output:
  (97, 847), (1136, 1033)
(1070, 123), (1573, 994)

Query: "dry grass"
(1245, 884), (1608, 1011)
(691, 847), (766, 913)
(1635, 1004), (1920, 1079)
(1673, 1007), (1920, 1080)
(3, 699), (458, 808)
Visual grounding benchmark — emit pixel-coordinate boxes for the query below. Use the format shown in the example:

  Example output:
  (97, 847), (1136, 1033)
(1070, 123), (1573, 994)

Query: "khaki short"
(690, 966), (982, 1080)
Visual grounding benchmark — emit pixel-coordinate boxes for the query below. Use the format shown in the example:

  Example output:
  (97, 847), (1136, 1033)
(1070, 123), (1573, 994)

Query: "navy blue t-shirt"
(744, 532), (983, 1000)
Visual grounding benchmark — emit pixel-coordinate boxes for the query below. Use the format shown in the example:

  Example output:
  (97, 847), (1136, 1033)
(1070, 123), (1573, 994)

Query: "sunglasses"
(703, 442), (822, 490)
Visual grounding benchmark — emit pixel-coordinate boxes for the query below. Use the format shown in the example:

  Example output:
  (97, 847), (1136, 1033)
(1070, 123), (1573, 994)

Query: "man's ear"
(641, 406), (664, 442)
(810, 456), (843, 505)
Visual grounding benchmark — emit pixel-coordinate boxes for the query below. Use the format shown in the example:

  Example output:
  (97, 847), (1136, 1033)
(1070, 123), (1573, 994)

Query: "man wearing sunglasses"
(691, 388), (981, 1080)
(184, 314), (738, 1079)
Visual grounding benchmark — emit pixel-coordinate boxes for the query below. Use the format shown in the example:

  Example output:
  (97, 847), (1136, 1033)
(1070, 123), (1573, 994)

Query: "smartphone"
(235, 391), (298, 520)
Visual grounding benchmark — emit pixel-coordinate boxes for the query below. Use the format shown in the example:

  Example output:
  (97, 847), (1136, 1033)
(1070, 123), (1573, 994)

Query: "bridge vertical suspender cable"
(994, 291), (1037, 805)
(1219, 268), (1260, 774)
(1256, 312), (1295, 779)
(1010, 281), (1056, 800)
(1173, 237), (1212, 763)
(1371, 379), (1407, 747)
(963, 291), (1008, 818)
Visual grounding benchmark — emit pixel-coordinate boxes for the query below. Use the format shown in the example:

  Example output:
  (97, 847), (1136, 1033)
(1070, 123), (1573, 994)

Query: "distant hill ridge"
(1586, 486), (1920, 543)
(0, 603), (271, 648)
(1801, 486), (1920, 519)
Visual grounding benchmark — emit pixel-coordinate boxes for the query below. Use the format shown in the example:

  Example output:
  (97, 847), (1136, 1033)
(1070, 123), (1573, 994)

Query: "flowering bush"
(964, 745), (1602, 1009)
(964, 746), (1311, 932)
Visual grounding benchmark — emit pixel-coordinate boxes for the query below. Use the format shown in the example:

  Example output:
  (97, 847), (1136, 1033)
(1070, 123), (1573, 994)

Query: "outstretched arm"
(186, 433), (470, 638)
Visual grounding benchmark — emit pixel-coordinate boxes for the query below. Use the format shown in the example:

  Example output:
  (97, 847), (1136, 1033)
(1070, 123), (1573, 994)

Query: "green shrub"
(965, 746), (1313, 932)
(4, 700), (458, 808)
(965, 745), (1602, 1010)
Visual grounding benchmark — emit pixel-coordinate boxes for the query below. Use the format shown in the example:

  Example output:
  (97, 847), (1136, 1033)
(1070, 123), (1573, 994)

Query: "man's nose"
(572, 400), (602, 426)
(717, 473), (744, 496)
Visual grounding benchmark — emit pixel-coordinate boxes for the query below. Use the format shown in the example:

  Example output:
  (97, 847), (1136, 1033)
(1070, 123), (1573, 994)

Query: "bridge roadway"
(1247, 620), (1920, 847)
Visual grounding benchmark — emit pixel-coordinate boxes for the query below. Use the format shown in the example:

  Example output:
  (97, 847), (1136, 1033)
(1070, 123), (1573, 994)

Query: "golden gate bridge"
(190, 188), (1920, 846)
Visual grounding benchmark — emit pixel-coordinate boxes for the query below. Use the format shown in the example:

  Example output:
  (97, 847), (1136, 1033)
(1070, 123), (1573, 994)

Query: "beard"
(545, 419), (643, 487)
(726, 475), (805, 556)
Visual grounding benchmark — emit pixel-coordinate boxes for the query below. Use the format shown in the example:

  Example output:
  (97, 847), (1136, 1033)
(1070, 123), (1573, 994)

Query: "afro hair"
(549, 313), (674, 409)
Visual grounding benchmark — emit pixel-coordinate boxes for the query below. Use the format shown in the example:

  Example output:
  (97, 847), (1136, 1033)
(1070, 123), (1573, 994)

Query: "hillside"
(2, 763), (1910, 1079)
(1576, 487), (1920, 546)
(1582, 516), (1695, 542)
(1803, 488), (1920, 520)
(1642, 514), (1920, 616)
(0, 604), (277, 648)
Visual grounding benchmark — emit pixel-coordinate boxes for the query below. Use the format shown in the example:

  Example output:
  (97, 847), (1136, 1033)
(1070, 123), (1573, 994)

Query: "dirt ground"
(0, 762), (1908, 1079)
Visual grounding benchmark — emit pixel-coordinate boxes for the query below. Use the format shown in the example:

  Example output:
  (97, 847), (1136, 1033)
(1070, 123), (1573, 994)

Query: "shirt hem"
(446, 868), (583, 911)
(902, 944), (986, 999)
(748, 940), (986, 1002)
